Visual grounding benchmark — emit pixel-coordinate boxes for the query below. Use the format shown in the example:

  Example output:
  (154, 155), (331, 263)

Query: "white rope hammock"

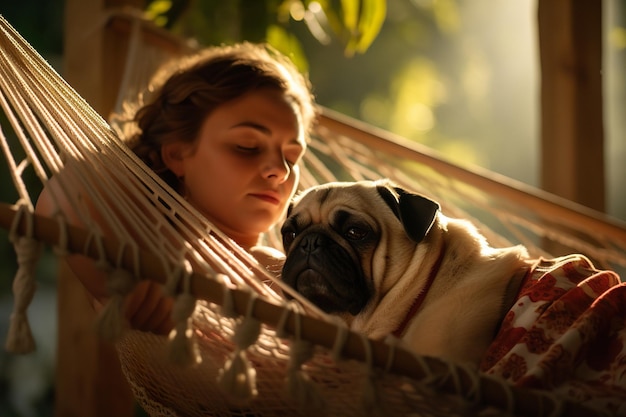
(1, 14), (625, 417)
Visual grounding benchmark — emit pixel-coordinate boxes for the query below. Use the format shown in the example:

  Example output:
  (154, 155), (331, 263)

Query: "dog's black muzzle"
(281, 230), (370, 315)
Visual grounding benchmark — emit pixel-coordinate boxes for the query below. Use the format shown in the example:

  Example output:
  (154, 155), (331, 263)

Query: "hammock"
(1, 14), (626, 417)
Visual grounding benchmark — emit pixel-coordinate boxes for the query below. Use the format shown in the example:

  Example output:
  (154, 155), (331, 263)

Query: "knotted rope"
(6, 204), (42, 354)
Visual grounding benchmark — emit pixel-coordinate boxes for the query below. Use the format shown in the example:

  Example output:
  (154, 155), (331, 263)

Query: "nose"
(262, 152), (290, 182)
(297, 233), (326, 255)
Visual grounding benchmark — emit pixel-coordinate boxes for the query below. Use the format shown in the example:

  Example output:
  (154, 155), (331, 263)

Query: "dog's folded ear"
(377, 184), (440, 243)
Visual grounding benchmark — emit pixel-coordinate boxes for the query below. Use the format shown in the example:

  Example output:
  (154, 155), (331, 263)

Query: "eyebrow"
(233, 121), (271, 134)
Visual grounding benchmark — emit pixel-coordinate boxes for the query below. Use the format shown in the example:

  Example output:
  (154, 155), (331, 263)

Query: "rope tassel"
(286, 339), (325, 415)
(217, 293), (261, 404)
(96, 266), (137, 341)
(277, 303), (325, 415)
(168, 292), (201, 366)
(165, 262), (201, 366)
(218, 345), (258, 401)
(6, 236), (42, 354)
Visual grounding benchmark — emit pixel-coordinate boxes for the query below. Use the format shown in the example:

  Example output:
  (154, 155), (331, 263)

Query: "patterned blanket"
(480, 255), (626, 415)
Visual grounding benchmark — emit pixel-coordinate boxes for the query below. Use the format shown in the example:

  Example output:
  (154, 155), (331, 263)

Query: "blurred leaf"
(146, 0), (171, 16)
(146, 0), (191, 29)
(276, 0), (296, 23)
(312, 0), (344, 42)
(341, 0), (359, 34)
(314, 0), (385, 56)
(266, 24), (310, 73)
(143, 0), (387, 56)
(354, 0), (386, 54)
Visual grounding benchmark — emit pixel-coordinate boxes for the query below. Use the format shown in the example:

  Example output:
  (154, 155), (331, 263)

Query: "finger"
(89, 295), (106, 313)
(141, 295), (175, 335)
(123, 280), (151, 319)
(126, 282), (162, 329)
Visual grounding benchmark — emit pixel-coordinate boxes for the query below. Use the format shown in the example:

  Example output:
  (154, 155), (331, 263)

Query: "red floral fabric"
(480, 255), (626, 415)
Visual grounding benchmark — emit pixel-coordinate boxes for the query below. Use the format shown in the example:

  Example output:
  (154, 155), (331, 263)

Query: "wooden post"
(58, 0), (143, 416)
(537, 1), (605, 212)
(55, 263), (135, 417)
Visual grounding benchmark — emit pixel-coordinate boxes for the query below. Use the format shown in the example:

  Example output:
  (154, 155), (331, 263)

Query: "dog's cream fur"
(357, 213), (529, 364)
(282, 180), (531, 365)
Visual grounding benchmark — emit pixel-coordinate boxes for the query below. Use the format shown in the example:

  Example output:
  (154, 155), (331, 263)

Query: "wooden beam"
(537, 1), (605, 212)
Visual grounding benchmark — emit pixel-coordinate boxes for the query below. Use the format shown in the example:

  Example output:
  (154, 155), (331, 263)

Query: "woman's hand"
(38, 171), (175, 335)
(123, 280), (174, 335)
(91, 280), (174, 335)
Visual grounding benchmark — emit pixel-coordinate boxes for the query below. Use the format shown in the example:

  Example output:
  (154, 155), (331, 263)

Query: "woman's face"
(164, 88), (306, 248)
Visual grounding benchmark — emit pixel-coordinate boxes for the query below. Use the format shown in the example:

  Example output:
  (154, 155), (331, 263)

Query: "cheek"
(185, 148), (232, 180)
(182, 154), (227, 198)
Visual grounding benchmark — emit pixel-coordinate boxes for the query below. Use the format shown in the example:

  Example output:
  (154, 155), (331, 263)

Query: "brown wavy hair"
(116, 42), (316, 192)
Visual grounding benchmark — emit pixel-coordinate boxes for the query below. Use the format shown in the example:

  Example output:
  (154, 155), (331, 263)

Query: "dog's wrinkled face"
(280, 180), (440, 316)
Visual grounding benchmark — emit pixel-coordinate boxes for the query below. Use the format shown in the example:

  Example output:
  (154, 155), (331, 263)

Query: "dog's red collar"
(391, 241), (447, 338)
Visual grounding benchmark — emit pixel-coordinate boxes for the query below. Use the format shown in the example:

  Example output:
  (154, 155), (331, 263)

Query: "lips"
(249, 191), (281, 205)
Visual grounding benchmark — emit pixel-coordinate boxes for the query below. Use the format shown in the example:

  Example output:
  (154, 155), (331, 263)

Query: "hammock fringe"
(95, 266), (136, 341)
(217, 296), (262, 404)
(285, 339), (326, 415)
(167, 292), (201, 367)
(97, 295), (127, 342)
(6, 205), (41, 354)
(6, 311), (36, 354)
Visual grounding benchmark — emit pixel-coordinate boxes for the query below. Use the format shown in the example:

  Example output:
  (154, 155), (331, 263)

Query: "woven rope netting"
(1, 14), (626, 417)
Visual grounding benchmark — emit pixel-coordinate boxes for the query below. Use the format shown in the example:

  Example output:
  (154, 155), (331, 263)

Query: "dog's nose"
(298, 233), (327, 254)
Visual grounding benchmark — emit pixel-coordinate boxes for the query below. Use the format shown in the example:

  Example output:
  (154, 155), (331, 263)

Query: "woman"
(36, 42), (317, 335)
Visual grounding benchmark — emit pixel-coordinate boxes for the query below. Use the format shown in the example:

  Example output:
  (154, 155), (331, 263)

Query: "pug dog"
(280, 179), (531, 365)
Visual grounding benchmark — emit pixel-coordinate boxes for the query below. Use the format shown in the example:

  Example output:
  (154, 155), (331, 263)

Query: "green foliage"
(266, 24), (310, 71)
(316, 0), (386, 56)
(144, 0), (387, 64)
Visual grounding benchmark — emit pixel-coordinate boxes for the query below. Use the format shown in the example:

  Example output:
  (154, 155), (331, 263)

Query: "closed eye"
(235, 144), (299, 166)
(236, 145), (259, 153)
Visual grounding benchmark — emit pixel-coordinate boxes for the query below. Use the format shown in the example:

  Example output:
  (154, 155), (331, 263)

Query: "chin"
(242, 214), (280, 235)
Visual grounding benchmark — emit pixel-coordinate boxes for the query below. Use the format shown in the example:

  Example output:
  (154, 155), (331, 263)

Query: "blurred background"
(0, 0), (624, 415)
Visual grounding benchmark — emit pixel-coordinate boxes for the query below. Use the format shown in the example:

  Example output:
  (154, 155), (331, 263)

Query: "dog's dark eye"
(282, 230), (297, 248)
(345, 227), (367, 241)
